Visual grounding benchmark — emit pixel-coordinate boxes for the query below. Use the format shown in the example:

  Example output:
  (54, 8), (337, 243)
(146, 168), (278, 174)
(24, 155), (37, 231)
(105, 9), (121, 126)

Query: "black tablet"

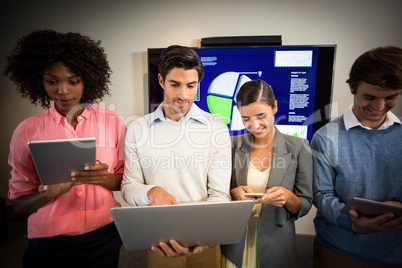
(28, 137), (96, 185)
(340, 197), (402, 217)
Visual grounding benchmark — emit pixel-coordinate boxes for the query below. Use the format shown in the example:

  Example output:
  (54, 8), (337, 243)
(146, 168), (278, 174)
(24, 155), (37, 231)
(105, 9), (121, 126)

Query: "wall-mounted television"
(147, 45), (336, 142)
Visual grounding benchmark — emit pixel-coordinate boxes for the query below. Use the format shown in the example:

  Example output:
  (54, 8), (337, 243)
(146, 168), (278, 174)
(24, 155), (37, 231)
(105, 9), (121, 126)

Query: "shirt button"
(79, 223), (83, 226)
(80, 207), (83, 210)
(79, 191), (83, 194)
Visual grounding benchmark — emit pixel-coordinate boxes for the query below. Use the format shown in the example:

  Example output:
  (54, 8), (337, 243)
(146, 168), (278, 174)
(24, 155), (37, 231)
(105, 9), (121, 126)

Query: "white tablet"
(28, 137), (96, 185)
(340, 197), (402, 217)
(111, 200), (255, 251)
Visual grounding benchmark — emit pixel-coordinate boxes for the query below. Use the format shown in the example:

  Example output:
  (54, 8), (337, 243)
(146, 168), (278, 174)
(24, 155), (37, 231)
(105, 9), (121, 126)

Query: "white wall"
(1, 0), (401, 236)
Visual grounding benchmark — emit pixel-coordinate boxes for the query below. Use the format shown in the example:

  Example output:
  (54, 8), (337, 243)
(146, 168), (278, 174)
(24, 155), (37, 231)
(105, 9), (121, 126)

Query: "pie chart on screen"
(206, 72), (251, 131)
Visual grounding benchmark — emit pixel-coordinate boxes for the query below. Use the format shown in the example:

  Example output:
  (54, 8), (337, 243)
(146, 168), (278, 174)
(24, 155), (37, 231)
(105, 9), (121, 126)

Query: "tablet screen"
(340, 197), (402, 217)
(28, 137), (96, 185)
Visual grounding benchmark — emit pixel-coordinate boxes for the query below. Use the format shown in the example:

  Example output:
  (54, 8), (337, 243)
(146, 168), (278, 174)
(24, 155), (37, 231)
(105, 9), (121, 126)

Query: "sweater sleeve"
(311, 131), (352, 232)
(121, 120), (156, 206)
(206, 121), (231, 202)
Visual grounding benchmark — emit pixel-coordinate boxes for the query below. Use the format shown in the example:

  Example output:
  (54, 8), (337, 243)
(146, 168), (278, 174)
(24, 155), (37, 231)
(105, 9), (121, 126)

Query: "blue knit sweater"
(311, 115), (402, 265)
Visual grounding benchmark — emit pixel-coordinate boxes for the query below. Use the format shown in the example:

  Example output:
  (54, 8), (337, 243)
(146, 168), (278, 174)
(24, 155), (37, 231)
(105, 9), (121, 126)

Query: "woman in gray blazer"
(221, 80), (313, 268)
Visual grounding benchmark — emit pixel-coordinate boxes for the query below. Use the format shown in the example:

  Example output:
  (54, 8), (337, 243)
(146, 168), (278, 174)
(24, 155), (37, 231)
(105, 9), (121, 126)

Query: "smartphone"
(244, 193), (264, 198)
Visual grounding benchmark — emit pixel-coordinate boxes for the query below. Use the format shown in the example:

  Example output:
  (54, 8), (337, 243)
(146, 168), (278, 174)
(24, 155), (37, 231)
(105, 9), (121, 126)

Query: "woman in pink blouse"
(4, 30), (126, 268)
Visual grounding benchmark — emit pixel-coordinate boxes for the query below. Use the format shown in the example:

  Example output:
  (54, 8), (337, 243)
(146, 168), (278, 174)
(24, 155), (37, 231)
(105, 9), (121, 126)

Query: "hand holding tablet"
(340, 197), (402, 217)
(28, 138), (96, 185)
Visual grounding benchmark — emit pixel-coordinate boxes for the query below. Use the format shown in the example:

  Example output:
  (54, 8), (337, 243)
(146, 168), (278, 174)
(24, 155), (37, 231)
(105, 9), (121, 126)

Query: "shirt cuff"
(145, 185), (158, 204)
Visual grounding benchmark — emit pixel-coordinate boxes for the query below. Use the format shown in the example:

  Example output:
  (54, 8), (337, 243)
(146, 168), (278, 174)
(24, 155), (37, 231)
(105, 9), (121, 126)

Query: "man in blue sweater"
(311, 46), (402, 267)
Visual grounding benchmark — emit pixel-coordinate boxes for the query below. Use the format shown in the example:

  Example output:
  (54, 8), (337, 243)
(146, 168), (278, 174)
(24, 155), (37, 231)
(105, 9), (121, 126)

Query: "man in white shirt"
(122, 45), (231, 267)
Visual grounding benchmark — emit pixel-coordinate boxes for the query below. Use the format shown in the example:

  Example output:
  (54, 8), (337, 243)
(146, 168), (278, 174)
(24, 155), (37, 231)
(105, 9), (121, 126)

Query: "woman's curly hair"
(4, 29), (112, 108)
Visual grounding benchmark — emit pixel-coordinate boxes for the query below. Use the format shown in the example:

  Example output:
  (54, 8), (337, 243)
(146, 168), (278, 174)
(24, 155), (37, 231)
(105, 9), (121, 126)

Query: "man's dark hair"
(346, 46), (402, 93)
(158, 45), (204, 82)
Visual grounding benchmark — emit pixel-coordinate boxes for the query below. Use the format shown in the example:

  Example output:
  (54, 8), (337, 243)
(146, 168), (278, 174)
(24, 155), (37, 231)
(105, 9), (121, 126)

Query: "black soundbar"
(200, 35), (282, 47)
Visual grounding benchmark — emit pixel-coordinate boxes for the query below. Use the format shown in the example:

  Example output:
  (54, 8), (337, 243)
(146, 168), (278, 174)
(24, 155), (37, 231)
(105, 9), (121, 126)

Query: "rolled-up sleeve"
(8, 122), (41, 200)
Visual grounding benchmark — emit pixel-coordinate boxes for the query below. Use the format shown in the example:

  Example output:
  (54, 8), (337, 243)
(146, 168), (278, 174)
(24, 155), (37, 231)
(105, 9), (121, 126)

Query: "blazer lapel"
(267, 130), (292, 189)
(234, 133), (253, 186)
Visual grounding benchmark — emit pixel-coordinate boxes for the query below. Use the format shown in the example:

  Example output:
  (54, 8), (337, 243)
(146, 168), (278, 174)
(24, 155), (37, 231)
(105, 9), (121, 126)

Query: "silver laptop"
(111, 200), (254, 251)
(28, 137), (96, 185)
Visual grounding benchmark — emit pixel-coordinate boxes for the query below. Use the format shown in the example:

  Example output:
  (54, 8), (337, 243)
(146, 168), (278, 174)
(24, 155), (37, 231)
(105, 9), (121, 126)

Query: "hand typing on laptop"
(147, 187), (179, 206)
(147, 187), (204, 257)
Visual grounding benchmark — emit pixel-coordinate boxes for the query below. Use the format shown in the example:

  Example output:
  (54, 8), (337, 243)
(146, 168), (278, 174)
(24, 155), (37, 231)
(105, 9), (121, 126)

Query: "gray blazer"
(221, 130), (313, 268)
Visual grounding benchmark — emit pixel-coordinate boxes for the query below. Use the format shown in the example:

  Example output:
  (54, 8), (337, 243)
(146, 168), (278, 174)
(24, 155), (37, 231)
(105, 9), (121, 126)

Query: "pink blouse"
(8, 104), (126, 238)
